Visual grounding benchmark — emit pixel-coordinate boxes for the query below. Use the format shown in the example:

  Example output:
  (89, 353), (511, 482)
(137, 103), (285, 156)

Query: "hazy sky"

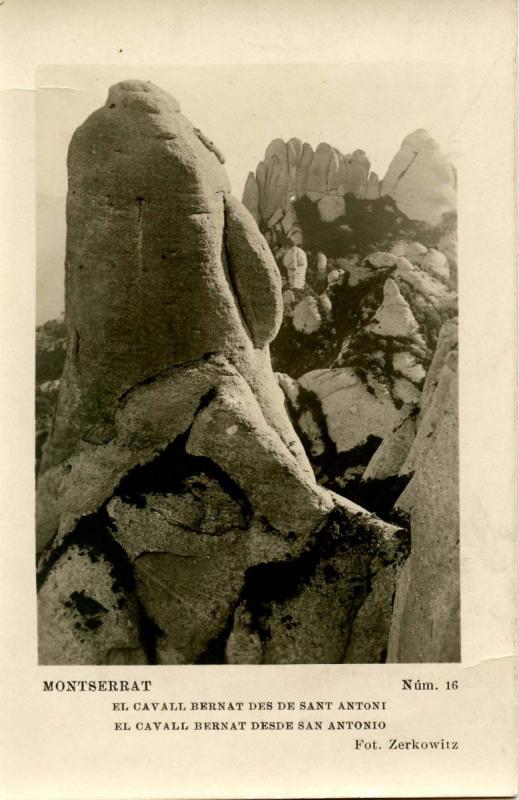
(36, 62), (473, 322)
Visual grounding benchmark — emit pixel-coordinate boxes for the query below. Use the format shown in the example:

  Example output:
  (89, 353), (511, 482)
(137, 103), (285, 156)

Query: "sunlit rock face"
(381, 129), (457, 226)
(242, 129), (455, 243)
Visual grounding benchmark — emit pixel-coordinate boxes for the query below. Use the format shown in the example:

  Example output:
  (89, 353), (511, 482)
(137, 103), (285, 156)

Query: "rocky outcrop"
(364, 319), (459, 662)
(298, 369), (400, 456)
(243, 139), (379, 241)
(37, 80), (405, 666)
(367, 278), (421, 339)
(283, 245), (307, 289)
(381, 129), (456, 226)
(240, 129), (458, 665)
(226, 494), (408, 665)
(242, 130), (455, 246)
(274, 235), (456, 496)
(241, 134), (457, 422)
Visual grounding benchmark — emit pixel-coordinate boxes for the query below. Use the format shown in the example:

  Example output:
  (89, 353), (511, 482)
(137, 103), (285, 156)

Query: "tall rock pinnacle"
(53, 80), (283, 451)
(37, 81), (403, 665)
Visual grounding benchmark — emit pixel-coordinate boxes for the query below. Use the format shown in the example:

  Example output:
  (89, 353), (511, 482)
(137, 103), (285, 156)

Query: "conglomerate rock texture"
(37, 81), (406, 665)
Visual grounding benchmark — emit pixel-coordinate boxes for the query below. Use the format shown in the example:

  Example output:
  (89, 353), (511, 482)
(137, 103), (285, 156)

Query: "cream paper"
(0, 0), (516, 797)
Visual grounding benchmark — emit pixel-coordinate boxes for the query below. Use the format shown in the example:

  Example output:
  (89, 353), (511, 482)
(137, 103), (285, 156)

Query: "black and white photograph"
(0, 2), (516, 798)
(35, 64), (459, 665)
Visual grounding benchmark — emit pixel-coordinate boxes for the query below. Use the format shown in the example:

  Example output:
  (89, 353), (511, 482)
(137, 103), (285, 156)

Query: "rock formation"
(240, 133), (457, 450)
(36, 83), (459, 665)
(283, 245), (307, 289)
(242, 130), (456, 243)
(381, 129), (457, 226)
(36, 81), (405, 665)
(238, 128), (458, 665)
(379, 319), (459, 662)
(272, 236), (456, 495)
(334, 319), (459, 664)
(367, 278), (421, 339)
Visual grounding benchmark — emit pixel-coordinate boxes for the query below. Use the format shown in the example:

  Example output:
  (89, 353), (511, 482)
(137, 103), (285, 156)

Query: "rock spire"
(37, 81), (403, 665)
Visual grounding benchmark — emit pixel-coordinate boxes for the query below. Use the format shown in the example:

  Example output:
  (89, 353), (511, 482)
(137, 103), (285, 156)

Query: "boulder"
(366, 171), (380, 200)
(316, 252), (328, 275)
(367, 278), (420, 339)
(327, 268), (343, 286)
(364, 251), (399, 268)
(319, 293), (332, 314)
(282, 245), (308, 289)
(282, 289), (296, 315)
(399, 241), (428, 263)
(348, 149), (370, 198)
(299, 368), (400, 455)
(392, 351), (426, 384)
(292, 296), (322, 334)
(363, 412), (418, 481)
(420, 248), (450, 282)
(395, 256), (455, 309)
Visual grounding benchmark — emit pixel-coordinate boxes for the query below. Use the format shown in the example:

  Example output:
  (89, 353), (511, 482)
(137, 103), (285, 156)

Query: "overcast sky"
(36, 62), (473, 322)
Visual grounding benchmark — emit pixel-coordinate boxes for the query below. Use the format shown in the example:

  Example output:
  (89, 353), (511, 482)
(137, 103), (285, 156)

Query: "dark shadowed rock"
(226, 497), (408, 664)
(343, 564), (400, 663)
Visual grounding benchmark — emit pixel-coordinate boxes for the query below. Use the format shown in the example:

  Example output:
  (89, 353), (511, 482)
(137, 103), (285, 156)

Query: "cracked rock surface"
(37, 80), (405, 665)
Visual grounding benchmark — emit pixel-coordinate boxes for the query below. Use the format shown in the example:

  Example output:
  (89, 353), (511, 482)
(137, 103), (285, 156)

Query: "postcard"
(0, 1), (516, 797)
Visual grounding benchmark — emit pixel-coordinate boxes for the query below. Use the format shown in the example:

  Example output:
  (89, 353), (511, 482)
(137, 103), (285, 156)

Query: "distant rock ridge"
(242, 130), (456, 239)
